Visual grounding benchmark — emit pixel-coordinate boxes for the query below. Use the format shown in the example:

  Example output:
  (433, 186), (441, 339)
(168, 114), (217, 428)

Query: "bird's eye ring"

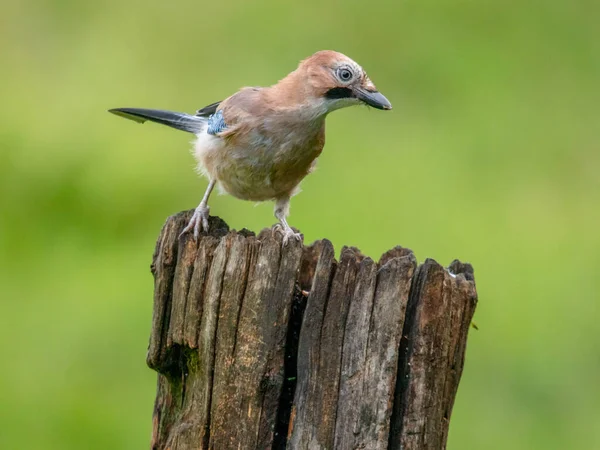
(337, 68), (353, 82)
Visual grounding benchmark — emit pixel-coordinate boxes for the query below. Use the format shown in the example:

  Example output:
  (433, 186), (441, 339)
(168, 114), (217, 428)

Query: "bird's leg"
(181, 179), (216, 239)
(273, 196), (302, 245)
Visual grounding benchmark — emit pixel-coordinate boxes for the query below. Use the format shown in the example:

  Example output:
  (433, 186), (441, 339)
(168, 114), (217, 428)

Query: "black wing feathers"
(196, 101), (222, 117)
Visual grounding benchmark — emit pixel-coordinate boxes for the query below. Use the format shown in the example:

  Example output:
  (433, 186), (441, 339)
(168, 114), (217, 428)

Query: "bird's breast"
(194, 119), (325, 201)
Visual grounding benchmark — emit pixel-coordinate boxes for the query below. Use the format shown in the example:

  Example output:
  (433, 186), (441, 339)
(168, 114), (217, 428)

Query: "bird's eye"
(337, 68), (353, 82)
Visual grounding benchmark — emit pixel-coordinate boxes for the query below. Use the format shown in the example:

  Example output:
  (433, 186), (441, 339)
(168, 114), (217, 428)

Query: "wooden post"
(148, 210), (477, 450)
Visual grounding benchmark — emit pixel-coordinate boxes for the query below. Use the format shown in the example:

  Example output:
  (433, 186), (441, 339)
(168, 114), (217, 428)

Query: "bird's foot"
(273, 223), (302, 246)
(180, 205), (210, 239)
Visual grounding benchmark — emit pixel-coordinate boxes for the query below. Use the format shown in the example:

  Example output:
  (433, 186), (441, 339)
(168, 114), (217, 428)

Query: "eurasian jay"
(110, 50), (391, 243)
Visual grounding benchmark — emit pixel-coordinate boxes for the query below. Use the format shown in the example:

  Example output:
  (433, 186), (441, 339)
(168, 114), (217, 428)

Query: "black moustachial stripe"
(325, 87), (354, 99)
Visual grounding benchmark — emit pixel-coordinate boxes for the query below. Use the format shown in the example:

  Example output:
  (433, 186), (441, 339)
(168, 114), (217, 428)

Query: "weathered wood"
(148, 211), (477, 450)
(388, 259), (477, 450)
(334, 250), (416, 450)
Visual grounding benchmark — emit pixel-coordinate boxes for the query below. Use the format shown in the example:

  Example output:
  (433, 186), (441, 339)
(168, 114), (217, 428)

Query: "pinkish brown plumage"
(110, 50), (391, 243)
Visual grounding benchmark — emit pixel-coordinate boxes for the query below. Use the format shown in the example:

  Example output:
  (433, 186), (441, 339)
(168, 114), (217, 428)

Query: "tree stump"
(148, 211), (477, 450)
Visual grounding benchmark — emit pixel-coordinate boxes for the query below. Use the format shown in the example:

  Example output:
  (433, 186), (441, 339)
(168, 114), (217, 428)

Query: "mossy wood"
(148, 210), (477, 450)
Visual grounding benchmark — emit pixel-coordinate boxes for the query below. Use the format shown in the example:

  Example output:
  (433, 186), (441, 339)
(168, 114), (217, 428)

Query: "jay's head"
(289, 50), (392, 114)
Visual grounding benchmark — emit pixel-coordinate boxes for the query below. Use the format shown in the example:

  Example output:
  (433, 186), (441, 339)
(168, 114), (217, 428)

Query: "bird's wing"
(214, 88), (265, 138)
(207, 110), (227, 135)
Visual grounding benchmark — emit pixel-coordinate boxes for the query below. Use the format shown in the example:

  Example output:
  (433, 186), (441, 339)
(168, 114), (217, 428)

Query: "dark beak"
(353, 87), (392, 110)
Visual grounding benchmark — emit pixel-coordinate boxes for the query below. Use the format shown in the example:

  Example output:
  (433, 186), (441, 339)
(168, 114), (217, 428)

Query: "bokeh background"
(1, 0), (599, 448)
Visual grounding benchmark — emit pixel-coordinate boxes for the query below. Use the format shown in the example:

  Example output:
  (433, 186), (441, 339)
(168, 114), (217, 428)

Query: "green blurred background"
(1, 0), (599, 448)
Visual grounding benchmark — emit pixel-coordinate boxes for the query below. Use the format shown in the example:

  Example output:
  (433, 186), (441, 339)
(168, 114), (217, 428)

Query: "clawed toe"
(273, 224), (302, 245)
(180, 206), (210, 239)
(282, 231), (302, 246)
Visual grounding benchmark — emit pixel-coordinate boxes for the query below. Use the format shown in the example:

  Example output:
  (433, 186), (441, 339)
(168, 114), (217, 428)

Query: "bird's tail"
(109, 107), (205, 134)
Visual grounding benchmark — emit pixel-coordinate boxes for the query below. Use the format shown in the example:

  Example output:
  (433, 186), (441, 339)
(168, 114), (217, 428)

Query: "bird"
(109, 50), (391, 244)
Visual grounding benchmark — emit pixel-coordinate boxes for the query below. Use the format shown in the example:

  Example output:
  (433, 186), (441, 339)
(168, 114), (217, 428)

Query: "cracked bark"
(148, 211), (477, 450)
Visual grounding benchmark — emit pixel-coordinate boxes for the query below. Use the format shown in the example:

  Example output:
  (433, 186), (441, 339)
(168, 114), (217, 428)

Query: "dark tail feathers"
(109, 107), (205, 134)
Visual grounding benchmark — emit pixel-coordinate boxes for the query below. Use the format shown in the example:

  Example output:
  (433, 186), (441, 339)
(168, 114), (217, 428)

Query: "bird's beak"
(353, 86), (392, 110)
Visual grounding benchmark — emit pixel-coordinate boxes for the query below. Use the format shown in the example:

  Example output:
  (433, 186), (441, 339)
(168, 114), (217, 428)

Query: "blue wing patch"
(207, 110), (227, 135)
